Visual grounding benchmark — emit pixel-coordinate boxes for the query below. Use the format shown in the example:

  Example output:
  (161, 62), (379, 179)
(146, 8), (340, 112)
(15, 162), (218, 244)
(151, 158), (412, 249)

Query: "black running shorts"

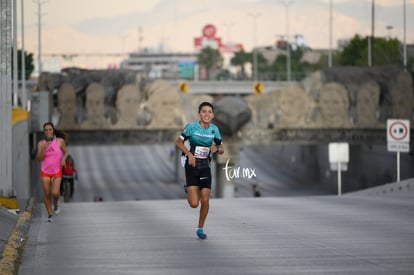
(185, 160), (211, 189)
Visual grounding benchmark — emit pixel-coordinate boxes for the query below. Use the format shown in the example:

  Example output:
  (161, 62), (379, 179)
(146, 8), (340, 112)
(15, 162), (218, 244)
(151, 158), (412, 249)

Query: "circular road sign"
(387, 119), (410, 142)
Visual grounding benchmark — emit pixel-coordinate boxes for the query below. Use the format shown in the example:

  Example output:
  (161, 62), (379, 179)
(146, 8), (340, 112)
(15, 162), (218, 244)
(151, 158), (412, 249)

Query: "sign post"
(329, 143), (349, 196)
(387, 119), (410, 182)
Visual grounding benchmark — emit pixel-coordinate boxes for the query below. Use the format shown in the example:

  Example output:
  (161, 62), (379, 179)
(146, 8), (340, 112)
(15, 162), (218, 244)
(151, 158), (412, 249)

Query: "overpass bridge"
(32, 128), (412, 146)
(169, 80), (290, 94)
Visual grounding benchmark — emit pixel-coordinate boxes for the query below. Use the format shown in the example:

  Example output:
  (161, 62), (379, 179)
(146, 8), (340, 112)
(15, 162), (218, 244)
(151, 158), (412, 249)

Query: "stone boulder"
(213, 96), (251, 136)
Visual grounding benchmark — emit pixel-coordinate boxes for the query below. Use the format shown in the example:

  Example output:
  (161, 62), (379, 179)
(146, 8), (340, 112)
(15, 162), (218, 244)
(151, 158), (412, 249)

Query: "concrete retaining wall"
(12, 115), (30, 209)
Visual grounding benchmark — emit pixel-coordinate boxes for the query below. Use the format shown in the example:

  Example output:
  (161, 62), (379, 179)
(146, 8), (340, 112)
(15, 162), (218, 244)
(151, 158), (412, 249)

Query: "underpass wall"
(11, 108), (31, 209)
(264, 144), (414, 194)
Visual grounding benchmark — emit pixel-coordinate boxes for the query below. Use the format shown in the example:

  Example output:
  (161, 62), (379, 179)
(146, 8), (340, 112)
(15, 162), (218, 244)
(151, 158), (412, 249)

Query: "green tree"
(11, 48), (35, 80)
(230, 49), (252, 80)
(255, 52), (269, 80)
(197, 47), (223, 80)
(339, 34), (402, 66)
(268, 45), (305, 81)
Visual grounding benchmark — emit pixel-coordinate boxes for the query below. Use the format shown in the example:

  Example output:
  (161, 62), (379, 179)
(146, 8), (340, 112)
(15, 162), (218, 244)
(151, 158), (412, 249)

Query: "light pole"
(120, 34), (127, 54)
(12, 0), (18, 107)
(279, 0), (293, 81)
(368, 0), (375, 67)
(21, 0), (27, 110)
(403, 0), (407, 70)
(386, 25), (393, 40)
(37, 0), (42, 74)
(248, 13), (260, 81)
(222, 22), (234, 42)
(328, 0), (332, 68)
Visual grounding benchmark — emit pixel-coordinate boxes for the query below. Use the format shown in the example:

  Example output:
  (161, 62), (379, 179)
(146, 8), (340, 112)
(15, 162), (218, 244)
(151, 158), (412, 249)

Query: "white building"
(120, 50), (197, 79)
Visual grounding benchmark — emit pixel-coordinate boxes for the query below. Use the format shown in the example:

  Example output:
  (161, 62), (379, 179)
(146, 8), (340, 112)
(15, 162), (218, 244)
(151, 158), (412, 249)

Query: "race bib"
(194, 146), (210, 159)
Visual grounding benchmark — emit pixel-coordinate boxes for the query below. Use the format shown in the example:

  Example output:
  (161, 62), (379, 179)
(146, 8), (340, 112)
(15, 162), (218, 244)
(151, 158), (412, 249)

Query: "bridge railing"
(170, 80), (291, 95)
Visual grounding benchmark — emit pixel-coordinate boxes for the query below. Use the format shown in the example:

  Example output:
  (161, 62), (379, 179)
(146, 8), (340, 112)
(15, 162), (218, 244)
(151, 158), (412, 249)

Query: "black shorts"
(185, 159), (211, 189)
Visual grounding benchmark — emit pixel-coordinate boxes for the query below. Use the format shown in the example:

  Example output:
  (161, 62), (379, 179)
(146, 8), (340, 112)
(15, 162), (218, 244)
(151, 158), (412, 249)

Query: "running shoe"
(47, 215), (53, 222)
(54, 204), (60, 215)
(196, 228), (207, 239)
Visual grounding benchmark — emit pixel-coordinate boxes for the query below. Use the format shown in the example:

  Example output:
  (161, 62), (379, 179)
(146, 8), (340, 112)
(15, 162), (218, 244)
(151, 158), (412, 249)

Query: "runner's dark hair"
(43, 122), (68, 142)
(198, 102), (214, 113)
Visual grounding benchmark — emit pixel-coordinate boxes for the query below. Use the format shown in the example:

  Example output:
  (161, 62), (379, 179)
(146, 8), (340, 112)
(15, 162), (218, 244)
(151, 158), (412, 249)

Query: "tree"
(230, 49), (252, 80)
(339, 34), (403, 66)
(197, 47), (223, 80)
(11, 48), (35, 80)
(255, 52), (269, 80)
(268, 45), (306, 81)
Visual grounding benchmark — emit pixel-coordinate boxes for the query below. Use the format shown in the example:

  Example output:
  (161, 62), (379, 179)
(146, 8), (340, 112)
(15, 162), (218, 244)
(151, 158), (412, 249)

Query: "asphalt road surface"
(58, 144), (330, 203)
(19, 192), (414, 275)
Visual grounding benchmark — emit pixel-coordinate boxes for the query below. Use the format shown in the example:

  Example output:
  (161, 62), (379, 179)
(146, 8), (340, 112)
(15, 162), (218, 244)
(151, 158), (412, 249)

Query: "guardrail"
(170, 80), (290, 94)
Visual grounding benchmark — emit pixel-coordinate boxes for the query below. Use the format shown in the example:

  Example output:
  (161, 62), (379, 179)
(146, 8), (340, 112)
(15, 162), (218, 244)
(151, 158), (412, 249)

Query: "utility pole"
(137, 26), (143, 52)
(222, 22), (234, 43)
(368, 0), (375, 67)
(403, 0), (407, 71)
(21, 0), (27, 109)
(12, 0), (18, 106)
(279, 0), (293, 81)
(386, 25), (393, 40)
(34, 0), (46, 75)
(248, 13), (260, 81)
(328, 0), (333, 68)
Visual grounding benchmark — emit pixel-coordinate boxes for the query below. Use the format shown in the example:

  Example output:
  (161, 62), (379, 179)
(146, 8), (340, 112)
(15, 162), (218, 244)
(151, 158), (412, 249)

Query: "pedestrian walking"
(176, 102), (224, 239)
(61, 154), (77, 201)
(36, 122), (68, 222)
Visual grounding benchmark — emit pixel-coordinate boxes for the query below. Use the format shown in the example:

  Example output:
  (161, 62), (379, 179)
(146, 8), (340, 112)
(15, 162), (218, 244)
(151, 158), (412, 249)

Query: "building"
(120, 49), (198, 80)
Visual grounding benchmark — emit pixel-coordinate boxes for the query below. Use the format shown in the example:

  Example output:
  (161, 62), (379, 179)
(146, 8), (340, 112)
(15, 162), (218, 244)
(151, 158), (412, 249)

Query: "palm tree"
(197, 47), (224, 80)
(230, 50), (252, 80)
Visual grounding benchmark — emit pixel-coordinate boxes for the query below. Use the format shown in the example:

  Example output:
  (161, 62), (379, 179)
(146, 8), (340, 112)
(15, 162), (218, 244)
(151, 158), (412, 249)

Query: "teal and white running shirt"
(181, 121), (222, 148)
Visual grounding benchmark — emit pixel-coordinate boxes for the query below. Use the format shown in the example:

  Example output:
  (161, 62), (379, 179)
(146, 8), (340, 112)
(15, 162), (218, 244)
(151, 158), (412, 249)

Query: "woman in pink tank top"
(36, 122), (68, 222)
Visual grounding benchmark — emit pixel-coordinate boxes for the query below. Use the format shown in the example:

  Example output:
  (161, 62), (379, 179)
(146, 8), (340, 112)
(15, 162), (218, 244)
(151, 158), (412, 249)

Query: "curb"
(0, 198), (34, 275)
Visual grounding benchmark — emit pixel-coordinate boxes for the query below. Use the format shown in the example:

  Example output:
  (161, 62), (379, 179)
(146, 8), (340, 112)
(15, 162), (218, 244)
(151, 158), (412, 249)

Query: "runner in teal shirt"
(176, 102), (224, 239)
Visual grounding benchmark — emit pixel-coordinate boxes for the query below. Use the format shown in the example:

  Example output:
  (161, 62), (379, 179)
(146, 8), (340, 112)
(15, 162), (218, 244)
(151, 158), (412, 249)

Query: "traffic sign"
(387, 119), (410, 143)
(387, 142), (410, 153)
(329, 142), (349, 164)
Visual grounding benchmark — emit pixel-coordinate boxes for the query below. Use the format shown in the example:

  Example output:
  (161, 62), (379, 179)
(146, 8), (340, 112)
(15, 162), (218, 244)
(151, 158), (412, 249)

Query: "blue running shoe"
(196, 228), (207, 239)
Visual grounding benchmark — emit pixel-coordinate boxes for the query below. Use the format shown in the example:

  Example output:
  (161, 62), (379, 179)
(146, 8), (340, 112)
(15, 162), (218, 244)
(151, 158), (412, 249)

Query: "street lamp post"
(368, 0), (375, 67)
(37, 0), (42, 74)
(12, 0), (18, 107)
(248, 13), (260, 81)
(403, 0), (407, 70)
(328, 0), (333, 68)
(21, 0), (27, 110)
(279, 0), (293, 82)
(386, 25), (393, 40)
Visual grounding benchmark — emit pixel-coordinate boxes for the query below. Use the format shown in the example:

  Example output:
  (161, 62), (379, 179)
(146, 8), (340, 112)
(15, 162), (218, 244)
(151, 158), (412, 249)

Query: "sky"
(17, 0), (414, 70)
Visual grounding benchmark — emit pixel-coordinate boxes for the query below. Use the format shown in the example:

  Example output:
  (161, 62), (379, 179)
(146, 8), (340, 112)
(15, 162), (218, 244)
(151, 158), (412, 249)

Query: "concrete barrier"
(347, 178), (414, 196)
(0, 108), (31, 211)
(0, 198), (34, 275)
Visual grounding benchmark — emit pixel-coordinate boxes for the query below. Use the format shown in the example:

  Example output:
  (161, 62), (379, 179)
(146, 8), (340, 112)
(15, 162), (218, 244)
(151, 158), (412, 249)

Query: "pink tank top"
(41, 138), (62, 174)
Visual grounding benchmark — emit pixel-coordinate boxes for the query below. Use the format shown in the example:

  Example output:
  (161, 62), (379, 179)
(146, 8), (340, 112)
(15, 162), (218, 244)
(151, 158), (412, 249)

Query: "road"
(18, 192), (414, 275)
(15, 144), (414, 274)
(56, 144), (331, 203)
(66, 144), (185, 202)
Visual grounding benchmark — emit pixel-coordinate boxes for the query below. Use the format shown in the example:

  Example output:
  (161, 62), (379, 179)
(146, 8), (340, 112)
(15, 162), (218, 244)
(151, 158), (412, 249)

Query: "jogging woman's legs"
(41, 177), (53, 215)
(51, 177), (62, 208)
(198, 188), (210, 229)
(187, 186), (200, 208)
